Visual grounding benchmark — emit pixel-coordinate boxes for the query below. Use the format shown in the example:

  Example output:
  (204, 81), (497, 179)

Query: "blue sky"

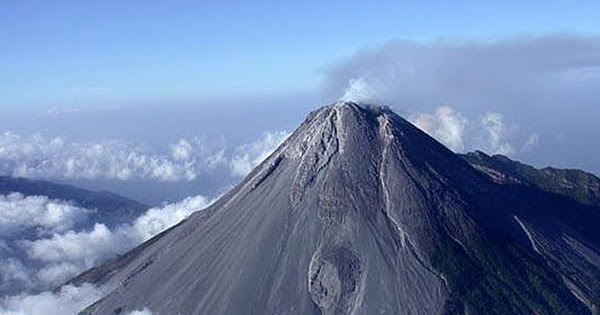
(3, 1), (600, 109)
(0, 1), (600, 201)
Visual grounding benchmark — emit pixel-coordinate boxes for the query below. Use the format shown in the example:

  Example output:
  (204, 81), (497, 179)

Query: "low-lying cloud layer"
(0, 283), (105, 315)
(0, 189), (211, 315)
(0, 126), (290, 302)
(0, 281), (154, 315)
(0, 193), (89, 236)
(0, 192), (215, 298)
(0, 131), (289, 182)
(0, 128), (291, 313)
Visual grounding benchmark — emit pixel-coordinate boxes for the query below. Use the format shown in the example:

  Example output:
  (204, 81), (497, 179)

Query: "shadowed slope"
(461, 150), (600, 206)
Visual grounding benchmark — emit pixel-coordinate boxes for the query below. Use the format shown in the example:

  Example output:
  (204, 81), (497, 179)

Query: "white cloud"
(229, 131), (290, 177)
(29, 195), (213, 286)
(0, 193), (89, 236)
(0, 194), (100, 295)
(0, 131), (287, 182)
(126, 308), (153, 315)
(0, 131), (285, 297)
(6, 223), (127, 291)
(322, 35), (600, 170)
(339, 77), (380, 104)
(412, 106), (536, 156)
(481, 112), (514, 156)
(1, 193), (216, 296)
(411, 106), (467, 152)
(0, 282), (152, 315)
(24, 223), (127, 267)
(130, 195), (214, 242)
(522, 133), (540, 152)
(0, 132), (203, 182)
(0, 283), (104, 315)
(33, 264), (81, 288)
(170, 139), (194, 161)
(0, 259), (33, 293)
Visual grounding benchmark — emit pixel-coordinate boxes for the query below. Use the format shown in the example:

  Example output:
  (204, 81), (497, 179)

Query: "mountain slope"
(461, 151), (600, 206)
(78, 102), (599, 315)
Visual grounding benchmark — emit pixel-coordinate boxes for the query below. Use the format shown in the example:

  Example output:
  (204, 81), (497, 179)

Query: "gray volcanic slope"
(80, 102), (599, 315)
(460, 150), (600, 207)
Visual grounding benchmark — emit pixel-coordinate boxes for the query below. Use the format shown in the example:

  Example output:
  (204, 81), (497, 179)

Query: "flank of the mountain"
(77, 102), (599, 315)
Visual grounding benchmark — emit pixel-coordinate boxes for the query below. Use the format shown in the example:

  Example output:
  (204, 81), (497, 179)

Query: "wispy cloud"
(411, 106), (535, 155)
(411, 106), (467, 152)
(338, 77), (381, 104)
(229, 131), (290, 177)
(44, 104), (122, 116)
(324, 35), (600, 165)
(480, 112), (514, 156)
(324, 36), (600, 108)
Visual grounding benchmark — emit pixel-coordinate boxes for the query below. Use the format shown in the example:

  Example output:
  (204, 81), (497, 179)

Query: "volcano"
(77, 102), (599, 315)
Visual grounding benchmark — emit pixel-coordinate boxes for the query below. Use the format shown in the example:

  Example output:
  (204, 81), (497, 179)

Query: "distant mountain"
(77, 102), (599, 315)
(461, 151), (600, 206)
(0, 176), (148, 228)
(0, 176), (148, 297)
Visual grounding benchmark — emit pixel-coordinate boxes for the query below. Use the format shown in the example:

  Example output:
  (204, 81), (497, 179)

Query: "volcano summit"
(77, 102), (599, 315)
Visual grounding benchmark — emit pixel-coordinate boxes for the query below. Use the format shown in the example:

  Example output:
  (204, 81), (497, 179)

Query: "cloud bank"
(0, 129), (287, 297)
(0, 283), (105, 315)
(0, 131), (289, 182)
(0, 282), (153, 315)
(0, 193), (215, 297)
(0, 193), (89, 236)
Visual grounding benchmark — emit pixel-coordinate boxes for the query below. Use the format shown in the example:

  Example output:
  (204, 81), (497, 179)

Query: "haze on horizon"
(1, 3), (600, 315)
(1, 1), (600, 204)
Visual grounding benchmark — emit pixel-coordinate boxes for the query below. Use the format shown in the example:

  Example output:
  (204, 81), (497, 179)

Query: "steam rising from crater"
(339, 78), (380, 104)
